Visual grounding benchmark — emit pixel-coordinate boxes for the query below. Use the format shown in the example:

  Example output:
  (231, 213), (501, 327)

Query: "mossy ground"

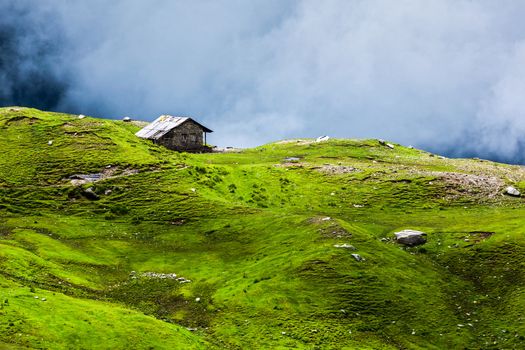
(1, 107), (525, 349)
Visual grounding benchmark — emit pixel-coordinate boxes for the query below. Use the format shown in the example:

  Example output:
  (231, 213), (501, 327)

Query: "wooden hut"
(135, 115), (213, 152)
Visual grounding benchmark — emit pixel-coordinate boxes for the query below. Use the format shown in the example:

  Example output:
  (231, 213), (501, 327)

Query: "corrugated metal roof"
(135, 115), (212, 140)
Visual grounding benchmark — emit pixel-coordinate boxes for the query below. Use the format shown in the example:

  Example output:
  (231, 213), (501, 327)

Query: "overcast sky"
(2, 0), (525, 162)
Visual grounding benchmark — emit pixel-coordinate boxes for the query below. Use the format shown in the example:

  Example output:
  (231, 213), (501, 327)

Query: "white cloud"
(6, 0), (525, 161)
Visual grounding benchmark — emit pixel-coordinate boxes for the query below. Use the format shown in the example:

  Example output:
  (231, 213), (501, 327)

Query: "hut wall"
(156, 120), (204, 151)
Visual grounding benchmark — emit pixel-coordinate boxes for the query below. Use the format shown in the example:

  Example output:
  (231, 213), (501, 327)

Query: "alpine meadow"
(2, 107), (525, 349)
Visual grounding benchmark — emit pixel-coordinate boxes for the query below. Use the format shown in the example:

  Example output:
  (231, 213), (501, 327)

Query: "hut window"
(190, 134), (197, 142)
(182, 134), (188, 142)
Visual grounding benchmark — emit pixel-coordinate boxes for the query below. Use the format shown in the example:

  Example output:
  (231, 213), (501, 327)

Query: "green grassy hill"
(2, 107), (525, 349)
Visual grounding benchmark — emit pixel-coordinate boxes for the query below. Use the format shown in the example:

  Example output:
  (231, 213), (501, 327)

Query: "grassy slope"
(1, 107), (525, 349)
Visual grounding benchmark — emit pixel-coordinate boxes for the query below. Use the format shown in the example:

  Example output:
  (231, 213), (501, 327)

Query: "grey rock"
(386, 143), (395, 149)
(394, 229), (427, 246)
(505, 186), (520, 197)
(334, 243), (356, 250)
(82, 187), (100, 200)
(141, 272), (177, 279)
(284, 157), (300, 162)
(351, 253), (365, 262)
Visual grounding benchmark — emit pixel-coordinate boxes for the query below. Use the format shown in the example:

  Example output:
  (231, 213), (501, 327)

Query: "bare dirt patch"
(5, 116), (40, 126)
(274, 162), (306, 168)
(413, 171), (504, 199)
(67, 166), (140, 185)
(308, 217), (352, 238)
(468, 231), (494, 242)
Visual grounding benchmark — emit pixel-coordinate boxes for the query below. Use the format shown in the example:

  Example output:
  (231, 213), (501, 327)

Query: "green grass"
(2, 107), (525, 348)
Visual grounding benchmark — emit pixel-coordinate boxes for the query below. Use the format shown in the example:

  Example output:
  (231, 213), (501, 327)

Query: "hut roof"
(135, 115), (213, 140)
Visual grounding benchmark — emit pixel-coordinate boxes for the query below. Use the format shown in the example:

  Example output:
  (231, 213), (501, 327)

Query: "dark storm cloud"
(0, 1), (69, 111)
(3, 1), (525, 163)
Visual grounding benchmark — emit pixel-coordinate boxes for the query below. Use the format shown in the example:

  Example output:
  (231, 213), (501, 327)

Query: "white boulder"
(351, 253), (365, 262)
(505, 186), (520, 197)
(394, 230), (427, 246)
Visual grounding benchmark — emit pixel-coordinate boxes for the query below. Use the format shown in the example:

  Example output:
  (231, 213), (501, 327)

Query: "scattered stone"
(47, 140), (53, 146)
(78, 114), (85, 119)
(284, 157), (300, 162)
(82, 187), (100, 200)
(122, 116), (131, 122)
(438, 156), (446, 159)
(70, 173), (103, 182)
(41, 297), (47, 301)
(334, 243), (356, 250)
(408, 145), (414, 149)
(378, 139), (386, 145)
(195, 297), (201, 302)
(190, 188), (196, 192)
(353, 204), (364, 208)
(34, 296), (39, 299)
(68, 166), (139, 186)
(133, 271), (192, 283)
(380, 237), (390, 242)
(104, 189), (112, 195)
(186, 327), (198, 332)
(504, 186), (520, 197)
(141, 272), (178, 279)
(394, 229), (427, 246)
(386, 143), (395, 149)
(351, 253), (364, 262)
(316, 165), (358, 174)
(316, 135), (330, 142)
(321, 217), (331, 221)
